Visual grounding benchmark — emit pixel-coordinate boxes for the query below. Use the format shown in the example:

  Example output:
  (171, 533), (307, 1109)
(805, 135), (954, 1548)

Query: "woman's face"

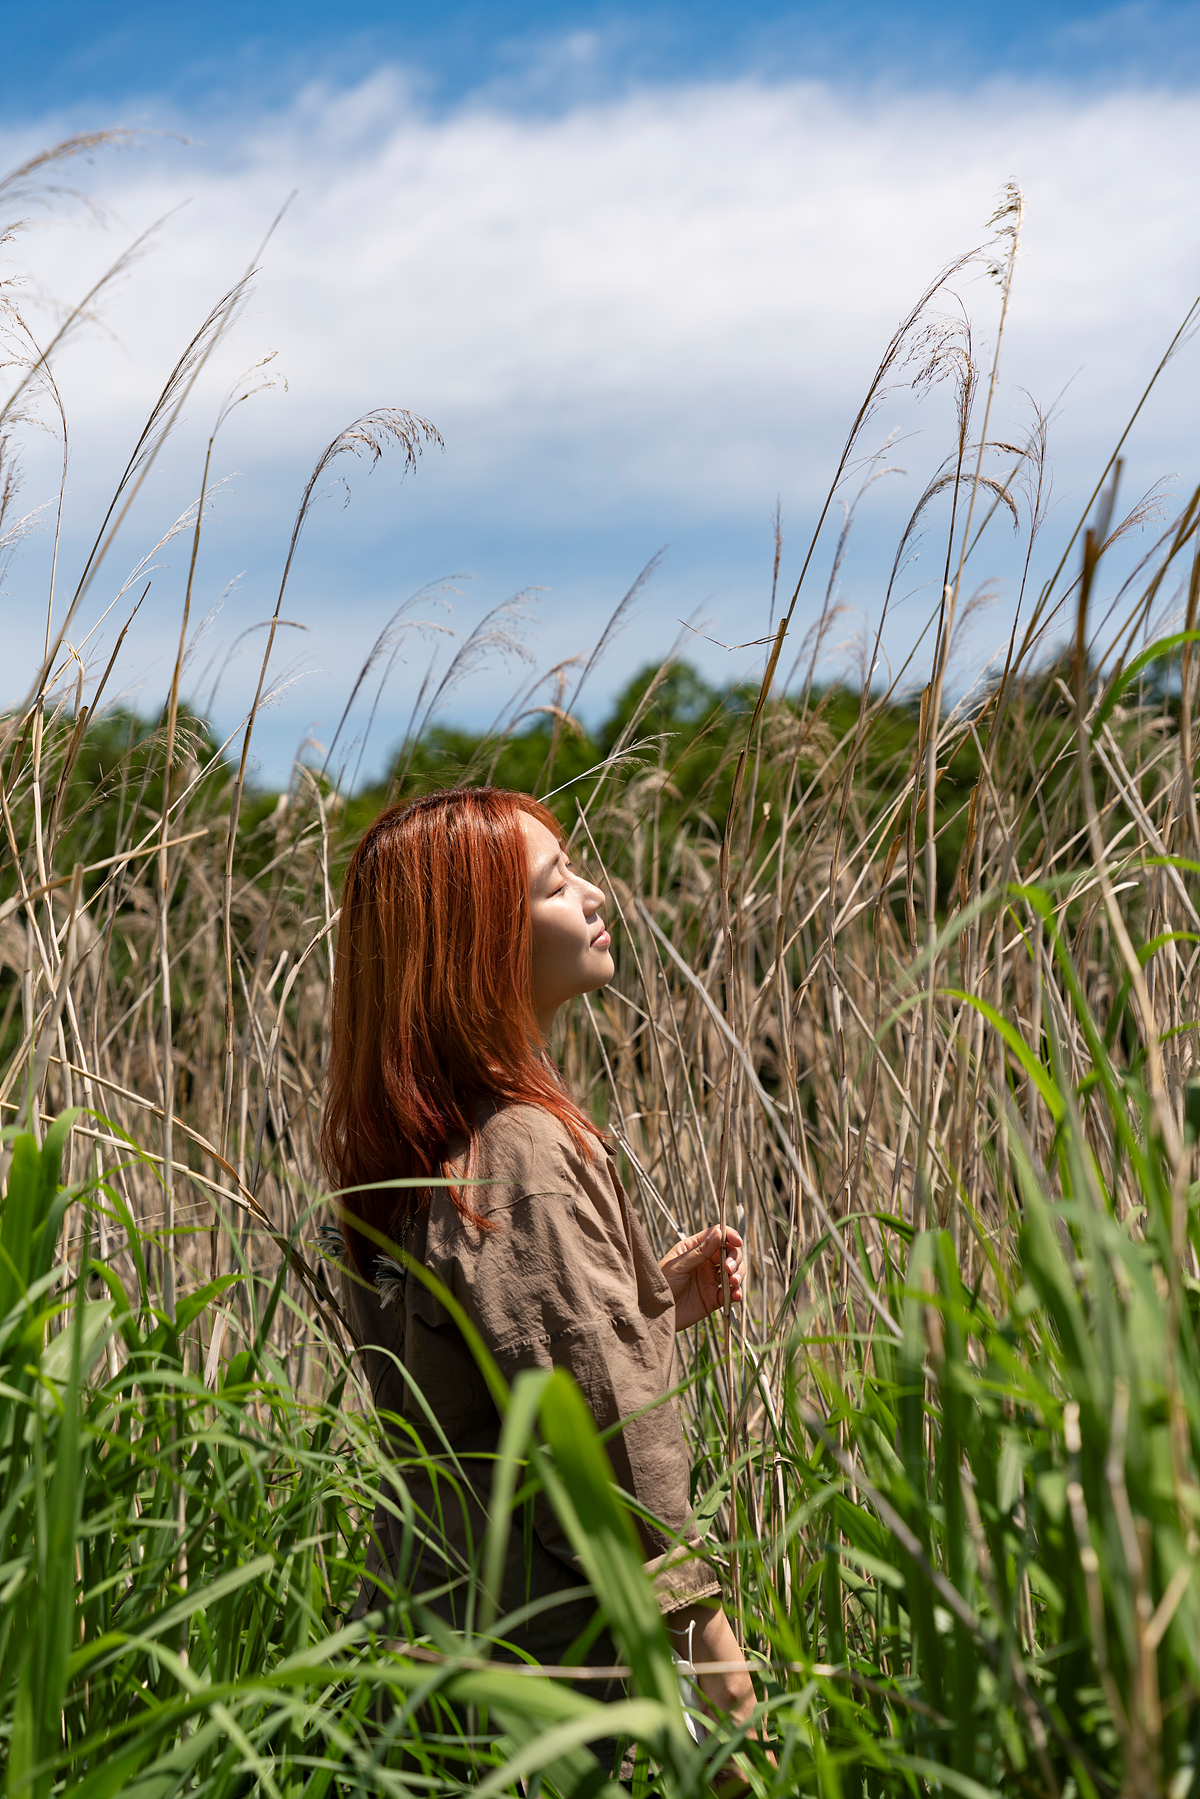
(520, 813), (614, 1038)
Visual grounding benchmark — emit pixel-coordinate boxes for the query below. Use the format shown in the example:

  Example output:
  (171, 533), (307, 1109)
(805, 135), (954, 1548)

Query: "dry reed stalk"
(5, 153), (1200, 1674)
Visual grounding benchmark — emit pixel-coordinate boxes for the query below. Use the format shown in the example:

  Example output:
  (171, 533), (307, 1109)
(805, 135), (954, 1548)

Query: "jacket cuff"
(644, 1541), (723, 1613)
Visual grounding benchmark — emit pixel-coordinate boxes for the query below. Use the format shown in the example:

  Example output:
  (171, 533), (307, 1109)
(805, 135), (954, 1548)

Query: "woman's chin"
(583, 954), (615, 991)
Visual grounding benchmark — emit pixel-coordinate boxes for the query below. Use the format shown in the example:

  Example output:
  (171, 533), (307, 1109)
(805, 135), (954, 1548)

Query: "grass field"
(3, 141), (1200, 1795)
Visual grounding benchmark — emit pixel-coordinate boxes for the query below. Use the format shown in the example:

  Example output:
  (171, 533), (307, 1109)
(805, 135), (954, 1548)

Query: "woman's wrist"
(665, 1603), (757, 1724)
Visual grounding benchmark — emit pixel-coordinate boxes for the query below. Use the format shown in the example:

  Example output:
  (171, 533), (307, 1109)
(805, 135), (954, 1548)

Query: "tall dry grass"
(4, 143), (1200, 1791)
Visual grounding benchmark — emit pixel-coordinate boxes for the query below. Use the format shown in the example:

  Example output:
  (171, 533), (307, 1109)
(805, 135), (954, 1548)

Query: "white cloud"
(2, 68), (1198, 780)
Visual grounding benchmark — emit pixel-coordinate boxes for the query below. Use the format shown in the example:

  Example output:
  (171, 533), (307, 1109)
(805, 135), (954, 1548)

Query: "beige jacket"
(343, 1100), (721, 1664)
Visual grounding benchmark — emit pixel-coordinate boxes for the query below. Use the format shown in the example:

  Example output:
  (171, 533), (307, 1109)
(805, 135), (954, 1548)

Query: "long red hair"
(321, 787), (603, 1273)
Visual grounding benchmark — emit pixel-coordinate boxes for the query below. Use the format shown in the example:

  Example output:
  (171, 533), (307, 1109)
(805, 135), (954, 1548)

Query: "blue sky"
(11, 1), (1200, 113)
(4, 3), (1200, 786)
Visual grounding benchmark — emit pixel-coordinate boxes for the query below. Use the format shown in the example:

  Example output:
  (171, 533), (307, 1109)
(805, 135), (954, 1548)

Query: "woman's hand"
(660, 1226), (744, 1331)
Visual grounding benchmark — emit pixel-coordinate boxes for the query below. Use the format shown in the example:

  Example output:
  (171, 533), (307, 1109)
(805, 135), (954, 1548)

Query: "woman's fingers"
(685, 1225), (743, 1250)
(664, 1235), (715, 1274)
(661, 1224), (747, 1315)
(666, 1226), (735, 1265)
(706, 1237), (744, 1310)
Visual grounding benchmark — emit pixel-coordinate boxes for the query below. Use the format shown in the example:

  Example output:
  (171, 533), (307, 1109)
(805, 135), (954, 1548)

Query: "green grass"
(5, 138), (1200, 1794)
(5, 939), (1200, 1795)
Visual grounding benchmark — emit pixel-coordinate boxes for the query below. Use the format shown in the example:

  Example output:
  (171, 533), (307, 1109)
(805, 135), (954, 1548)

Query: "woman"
(321, 787), (756, 1741)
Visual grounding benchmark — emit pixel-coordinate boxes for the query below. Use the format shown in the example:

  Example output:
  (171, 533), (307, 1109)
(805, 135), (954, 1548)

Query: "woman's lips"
(591, 928), (611, 949)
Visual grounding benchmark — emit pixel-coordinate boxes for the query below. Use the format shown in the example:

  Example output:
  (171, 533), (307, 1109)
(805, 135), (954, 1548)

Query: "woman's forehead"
(521, 813), (568, 881)
(518, 812), (562, 863)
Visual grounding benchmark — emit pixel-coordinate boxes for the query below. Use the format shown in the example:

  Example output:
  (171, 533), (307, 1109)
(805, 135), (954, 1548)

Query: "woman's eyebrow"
(534, 849), (563, 885)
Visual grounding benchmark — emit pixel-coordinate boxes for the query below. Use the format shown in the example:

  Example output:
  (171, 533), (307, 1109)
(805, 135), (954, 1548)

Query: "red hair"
(321, 787), (603, 1273)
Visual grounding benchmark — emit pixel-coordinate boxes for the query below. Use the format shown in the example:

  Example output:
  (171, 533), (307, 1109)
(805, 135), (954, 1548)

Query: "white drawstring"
(672, 1616), (708, 1744)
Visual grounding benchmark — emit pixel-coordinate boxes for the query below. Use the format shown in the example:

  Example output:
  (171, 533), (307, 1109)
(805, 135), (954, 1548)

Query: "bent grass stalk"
(3, 143), (1200, 1792)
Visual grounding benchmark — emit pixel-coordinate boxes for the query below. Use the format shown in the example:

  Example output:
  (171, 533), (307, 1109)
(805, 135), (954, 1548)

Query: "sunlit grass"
(3, 140), (1200, 1795)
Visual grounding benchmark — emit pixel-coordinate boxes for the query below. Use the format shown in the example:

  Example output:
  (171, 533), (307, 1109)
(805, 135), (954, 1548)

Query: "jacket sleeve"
(444, 1179), (721, 1613)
